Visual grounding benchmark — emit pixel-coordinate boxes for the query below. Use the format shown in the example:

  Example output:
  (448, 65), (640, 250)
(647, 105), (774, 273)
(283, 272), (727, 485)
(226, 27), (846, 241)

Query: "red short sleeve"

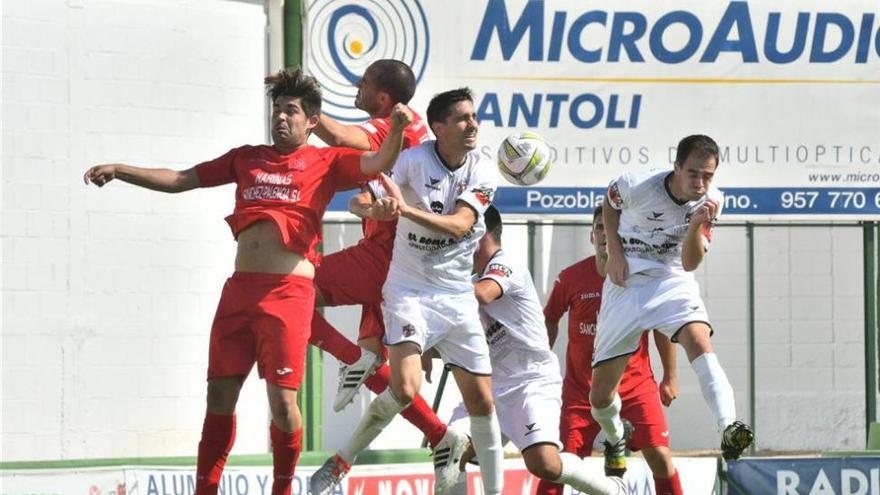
(543, 274), (570, 323)
(195, 147), (239, 187)
(328, 147), (369, 191)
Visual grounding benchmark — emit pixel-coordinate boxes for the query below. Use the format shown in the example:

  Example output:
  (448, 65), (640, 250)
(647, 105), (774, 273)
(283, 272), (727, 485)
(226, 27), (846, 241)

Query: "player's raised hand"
(378, 173), (406, 210)
(370, 196), (400, 221)
(689, 199), (719, 226)
(659, 375), (678, 407)
(390, 103), (413, 132)
(83, 164), (119, 187)
(606, 252), (629, 287)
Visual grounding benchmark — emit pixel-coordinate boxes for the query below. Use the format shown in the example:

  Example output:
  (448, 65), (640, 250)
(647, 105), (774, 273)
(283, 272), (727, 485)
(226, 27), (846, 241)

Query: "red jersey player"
(536, 205), (684, 495)
(306, 60), (456, 456)
(83, 68), (411, 495)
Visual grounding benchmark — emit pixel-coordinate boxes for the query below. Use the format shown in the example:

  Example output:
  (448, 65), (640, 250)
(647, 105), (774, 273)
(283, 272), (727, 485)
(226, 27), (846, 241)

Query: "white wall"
(2, 0), (269, 461)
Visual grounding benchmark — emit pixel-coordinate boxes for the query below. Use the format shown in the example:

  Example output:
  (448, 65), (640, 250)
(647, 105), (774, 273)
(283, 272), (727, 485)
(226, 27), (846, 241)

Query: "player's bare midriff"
(234, 220), (315, 278)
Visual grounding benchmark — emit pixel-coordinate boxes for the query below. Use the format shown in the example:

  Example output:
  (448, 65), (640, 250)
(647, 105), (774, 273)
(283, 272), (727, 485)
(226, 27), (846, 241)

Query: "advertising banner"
(1, 457), (718, 495)
(304, 0), (880, 219)
(726, 456), (880, 495)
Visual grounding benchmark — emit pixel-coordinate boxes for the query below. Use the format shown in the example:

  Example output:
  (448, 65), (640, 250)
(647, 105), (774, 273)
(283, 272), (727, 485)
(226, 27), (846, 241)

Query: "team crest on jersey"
(430, 201), (444, 214)
(290, 158), (306, 171)
(485, 263), (511, 278)
(471, 187), (494, 206)
(607, 182), (623, 208)
(402, 324), (416, 337)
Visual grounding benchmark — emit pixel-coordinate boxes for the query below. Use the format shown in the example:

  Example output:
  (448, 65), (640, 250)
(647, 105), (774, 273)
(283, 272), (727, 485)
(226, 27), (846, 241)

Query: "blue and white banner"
(306, 0), (880, 219)
(727, 457), (880, 495)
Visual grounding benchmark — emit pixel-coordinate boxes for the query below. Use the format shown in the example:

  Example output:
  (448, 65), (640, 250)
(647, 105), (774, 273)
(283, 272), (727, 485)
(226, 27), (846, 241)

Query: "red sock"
(535, 479), (564, 495)
(269, 423), (303, 495)
(364, 364), (447, 448)
(309, 311), (361, 364)
(654, 470), (683, 495)
(195, 413), (236, 495)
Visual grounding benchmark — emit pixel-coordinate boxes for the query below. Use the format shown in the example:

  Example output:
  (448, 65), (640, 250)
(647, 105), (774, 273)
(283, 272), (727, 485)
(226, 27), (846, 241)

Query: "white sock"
(590, 394), (624, 444)
(557, 452), (626, 495)
(470, 413), (503, 495)
(337, 389), (408, 463)
(691, 352), (737, 431)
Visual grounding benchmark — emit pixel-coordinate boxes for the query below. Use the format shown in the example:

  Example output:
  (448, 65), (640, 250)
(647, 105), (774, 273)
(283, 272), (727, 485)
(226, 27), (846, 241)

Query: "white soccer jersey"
(606, 169), (724, 275)
(379, 141), (498, 293)
(476, 250), (561, 388)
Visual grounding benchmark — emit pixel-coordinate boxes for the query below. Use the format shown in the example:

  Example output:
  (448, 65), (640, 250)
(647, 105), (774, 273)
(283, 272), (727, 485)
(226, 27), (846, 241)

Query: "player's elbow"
(681, 258), (701, 272)
(474, 289), (494, 306)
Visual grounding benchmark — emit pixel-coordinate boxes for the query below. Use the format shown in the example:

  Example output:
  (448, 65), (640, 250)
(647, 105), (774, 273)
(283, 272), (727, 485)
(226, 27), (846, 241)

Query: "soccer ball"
(496, 132), (553, 186)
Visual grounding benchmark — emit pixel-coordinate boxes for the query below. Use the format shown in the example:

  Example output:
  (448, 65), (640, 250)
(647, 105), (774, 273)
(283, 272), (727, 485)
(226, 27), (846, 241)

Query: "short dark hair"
(675, 134), (719, 167)
(370, 59), (416, 104)
(266, 68), (322, 118)
(592, 204), (604, 226)
(427, 87), (474, 126)
(484, 204), (502, 243)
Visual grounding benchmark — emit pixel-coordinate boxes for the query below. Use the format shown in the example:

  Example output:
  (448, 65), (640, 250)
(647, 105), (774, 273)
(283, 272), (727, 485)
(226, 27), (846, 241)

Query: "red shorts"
(559, 392), (670, 455)
(314, 240), (390, 339)
(207, 271), (315, 389)
(314, 240), (390, 306)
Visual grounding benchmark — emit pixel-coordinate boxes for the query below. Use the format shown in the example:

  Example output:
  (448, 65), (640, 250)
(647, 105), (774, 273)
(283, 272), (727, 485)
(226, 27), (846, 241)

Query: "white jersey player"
(311, 88), (504, 495)
(589, 135), (754, 476)
(437, 206), (628, 495)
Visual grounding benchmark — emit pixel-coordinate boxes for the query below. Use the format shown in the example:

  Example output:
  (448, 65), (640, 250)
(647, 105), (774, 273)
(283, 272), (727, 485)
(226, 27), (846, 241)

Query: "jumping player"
(537, 205), (683, 495)
(311, 88), (504, 495)
(440, 205), (628, 495)
(83, 68), (411, 495)
(589, 135), (754, 475)
(305, 58), (462, 469)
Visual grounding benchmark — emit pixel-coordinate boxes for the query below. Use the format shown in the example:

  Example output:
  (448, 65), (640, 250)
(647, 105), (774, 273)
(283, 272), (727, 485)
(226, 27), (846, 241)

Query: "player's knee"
(206, 378), (242, 413)
(524, 451), (561, 480)
(589, 390), (612, 409)
(391, 382), (418, 404)
(464, 396), (494, 416)
(642, 447), (675, 477)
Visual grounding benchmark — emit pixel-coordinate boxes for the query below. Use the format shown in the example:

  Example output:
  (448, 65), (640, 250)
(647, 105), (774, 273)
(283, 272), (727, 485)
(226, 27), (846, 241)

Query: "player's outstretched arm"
(653, 330), (679, 407)
(378, 174), (476, 239)
(359, 104), (412, 175)
(83, 164), (200, 193)
(603, 197), (629, 286)
(682, 200), (717, 271)
(314, 114), (373, 150)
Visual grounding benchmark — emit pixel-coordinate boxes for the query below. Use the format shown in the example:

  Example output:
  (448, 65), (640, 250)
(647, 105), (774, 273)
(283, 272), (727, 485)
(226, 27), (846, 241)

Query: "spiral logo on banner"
(306, 0), (429, 122)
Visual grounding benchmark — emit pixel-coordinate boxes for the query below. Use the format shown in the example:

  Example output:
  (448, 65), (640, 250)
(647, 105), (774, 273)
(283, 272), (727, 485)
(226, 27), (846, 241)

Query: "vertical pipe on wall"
(746, 223), (757, 455)
(864, 222), (878, 441)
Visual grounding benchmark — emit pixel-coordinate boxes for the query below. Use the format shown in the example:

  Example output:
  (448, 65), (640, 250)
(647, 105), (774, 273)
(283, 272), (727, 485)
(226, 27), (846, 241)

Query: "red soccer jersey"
(544, 256), (657, 407)
(357, 111), (430, 251)
(195, 144), (367, 264)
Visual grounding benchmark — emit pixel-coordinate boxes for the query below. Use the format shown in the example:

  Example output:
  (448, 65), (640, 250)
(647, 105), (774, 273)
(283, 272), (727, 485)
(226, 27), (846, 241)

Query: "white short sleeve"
(606, 172), (635, 210)
(480, 260), (514, 295)
(456, 155), (498, 218)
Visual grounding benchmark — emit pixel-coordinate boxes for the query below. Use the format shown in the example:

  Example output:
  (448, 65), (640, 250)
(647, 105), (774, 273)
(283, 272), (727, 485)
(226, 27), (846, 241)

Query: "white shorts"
(449, 377), (563, 452)
(382, 283), (492, 375)
(593, 272), (711, 366)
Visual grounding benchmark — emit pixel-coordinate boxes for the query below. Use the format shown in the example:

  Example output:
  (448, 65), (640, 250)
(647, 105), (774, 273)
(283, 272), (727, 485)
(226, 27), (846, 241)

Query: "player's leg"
(675, 322), (753, 459)
(589, 355), (632, 476)
(621, 390), (680, 495)
(451, 369), (502, 495)
(197, 275), (253, 495)
(523, 445), (626, 495)
(535, 406), (600, 495)
(253, 273), (315, 495)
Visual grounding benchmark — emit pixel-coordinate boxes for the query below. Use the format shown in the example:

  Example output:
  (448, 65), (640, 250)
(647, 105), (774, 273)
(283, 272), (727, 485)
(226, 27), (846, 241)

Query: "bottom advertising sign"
(727, 456), (880, 495)
(1, 456), (718, 495)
